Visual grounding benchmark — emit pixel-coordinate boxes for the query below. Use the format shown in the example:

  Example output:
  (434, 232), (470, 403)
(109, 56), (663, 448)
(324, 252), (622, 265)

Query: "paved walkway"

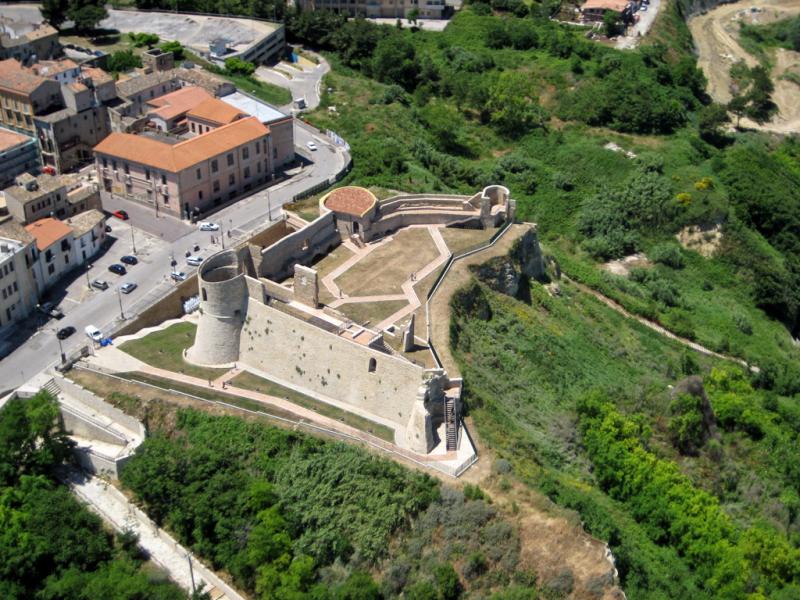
(62, 468), (243, 600)
(324, 226), (452, 330)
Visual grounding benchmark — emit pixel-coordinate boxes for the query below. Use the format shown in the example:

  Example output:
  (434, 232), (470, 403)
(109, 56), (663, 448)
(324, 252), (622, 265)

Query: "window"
(112, 159), (117, 170)
(61, 239), (70, 251)
(228, 174), (235, 186)
(242, 147), (249, 160)
(102, 157), (107, 168)
(202, 288), (207, 301)
(257, 161), (261, 173)
(47, 263), (55, 275)
(161, 173), (167, 185)
(124, 163), (130, 174)
(196, 168), (202, 180)
(244, 166), (250, 179)
(255, 142), (260, 154)
(211, 159), (218, 173)
(273, 148), (277, 159)
(368, 358), (377, 373)
(191, 122), (195, 132)
(226, 153), (234, 166)
(145, 168), (150, 180)
(12, 282), (16, 292)
(213, 180), (220, 192)
(198, 190), (203, 200)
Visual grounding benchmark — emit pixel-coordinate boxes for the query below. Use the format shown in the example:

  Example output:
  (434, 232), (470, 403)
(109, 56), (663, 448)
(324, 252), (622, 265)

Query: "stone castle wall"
(239, 300), (427, 429)
(258, 212), (339, 281)
(188, 250), (249, 365)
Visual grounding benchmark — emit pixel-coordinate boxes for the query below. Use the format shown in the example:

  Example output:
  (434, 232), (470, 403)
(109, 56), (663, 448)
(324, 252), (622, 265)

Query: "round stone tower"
(187, 249), (248, 366)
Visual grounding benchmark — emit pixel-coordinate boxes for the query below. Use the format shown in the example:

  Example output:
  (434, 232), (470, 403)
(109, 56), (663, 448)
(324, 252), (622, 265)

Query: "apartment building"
(0, 127), (39, 189)
(296, 0), (449, 18)
(0, 20), (60, 62)
(35, 65), (117, 173)
(95, 116), (280, 219)
(65, 209), (106, 263)
(25, 217), (75, 291)
(0, 58), (62, 135)
(0, 220), (38, 335)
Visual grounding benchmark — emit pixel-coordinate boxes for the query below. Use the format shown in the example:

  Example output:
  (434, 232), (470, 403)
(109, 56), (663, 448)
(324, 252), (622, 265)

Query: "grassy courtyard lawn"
(336, 228), (441, 297)
(223, 74), (291, 106)
(440, 227), (496, 256)
(337, 299), (408, 327)
(119, 322), (226, 380)
(230, 370), (395, 442)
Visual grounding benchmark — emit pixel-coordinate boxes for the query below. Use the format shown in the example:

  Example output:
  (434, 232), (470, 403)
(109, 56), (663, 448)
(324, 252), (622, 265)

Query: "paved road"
(256, 53), (330, 112)
(0, 123), (349, 391)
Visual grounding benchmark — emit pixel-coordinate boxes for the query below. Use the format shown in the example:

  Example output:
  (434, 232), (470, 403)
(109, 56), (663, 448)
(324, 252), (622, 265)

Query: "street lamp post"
(186, 553), (196, 595)
(85, 263), (92, 290)
(116, 286), (125, 320)
(130, 224), (137, 255)
(54, 330), (66, 365)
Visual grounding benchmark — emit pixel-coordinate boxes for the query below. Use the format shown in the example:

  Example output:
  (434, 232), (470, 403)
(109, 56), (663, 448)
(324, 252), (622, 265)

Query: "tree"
(728, 94), (748, 128)
(407, 7), (419, 24)
(745, 65), (776, 123)
(40, 0), (69, 29)
(159, 40), (185, 61)
(698, 103), (730, 145)
(372, 35), (420, 91)
(669, 393), (710, 455)
(225, 57), (256, 76)
(603, 10), (623, 37)
(67, 1), (108, 34)
(129, 32), (160, 48)
(487, 71), (548, 137)
(107, 49), (143, 73)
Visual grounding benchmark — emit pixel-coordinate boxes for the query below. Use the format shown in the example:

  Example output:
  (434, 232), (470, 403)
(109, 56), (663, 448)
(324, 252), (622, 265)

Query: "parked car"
(57, 326), (76, 340)
(198, 222), (219, 231)
(640, 4), (647, 9)
(108, 263), (127, 275)
(120, 255), (138, 265)
(38, 302), (63, 319)
(171, 271), (187, 282)
(120, 282), (137, 294)
(186, 255), (203, 266)
(306, 141), (318, 151)
(112, 210), (129, 220)
(105, 225), (113, 233)
(91, 279), (109, 290)
(84, 325), (102, 342)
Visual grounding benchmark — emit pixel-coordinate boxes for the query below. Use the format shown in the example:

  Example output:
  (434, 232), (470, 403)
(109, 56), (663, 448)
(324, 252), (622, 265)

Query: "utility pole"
(86, 264), (92, 289)
(54, 329), (65, 365)
(116, 286), (125, 320)
(186, 554), (196, 596)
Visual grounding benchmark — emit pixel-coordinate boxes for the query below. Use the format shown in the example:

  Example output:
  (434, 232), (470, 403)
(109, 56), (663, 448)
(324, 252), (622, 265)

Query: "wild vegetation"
(740, 16), (800, 54)
(0, 392), (187, 599)
(120, 409), (535, 598)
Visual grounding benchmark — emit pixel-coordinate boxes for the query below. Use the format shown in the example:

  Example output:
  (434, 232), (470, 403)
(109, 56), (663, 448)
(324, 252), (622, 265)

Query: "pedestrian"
(208, 378), (213, 387)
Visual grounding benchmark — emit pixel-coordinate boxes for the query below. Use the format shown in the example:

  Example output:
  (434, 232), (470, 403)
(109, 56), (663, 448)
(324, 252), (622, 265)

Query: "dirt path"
(688, 0), (800, 133)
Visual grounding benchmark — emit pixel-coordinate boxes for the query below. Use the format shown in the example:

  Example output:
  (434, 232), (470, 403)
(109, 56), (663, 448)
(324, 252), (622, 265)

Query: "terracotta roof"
(323, 187), (377, 218)
(80, 66), (113, 85)
(582, 0), (630, 11)
(147, 86), (213, 121)
(25, 217), (72, 251)
(93, 116), (269, 172)
(187, 98), (246, 126)
(0, 127), (31, 152)
(0, 58), (49, 95)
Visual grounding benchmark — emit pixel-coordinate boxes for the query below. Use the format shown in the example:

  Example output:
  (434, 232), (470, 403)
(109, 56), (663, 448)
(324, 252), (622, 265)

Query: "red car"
(112, 210), (129, 220)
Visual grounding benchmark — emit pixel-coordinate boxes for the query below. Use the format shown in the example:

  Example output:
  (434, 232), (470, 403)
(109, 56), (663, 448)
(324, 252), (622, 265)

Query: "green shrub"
(649, 243), (685, 269)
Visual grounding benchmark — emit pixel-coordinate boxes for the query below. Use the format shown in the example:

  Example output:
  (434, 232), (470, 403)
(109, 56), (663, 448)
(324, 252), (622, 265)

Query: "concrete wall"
(258, 212), (339, 281)
(55, 374), (145, 437)
(268, 117), (294, 169)
(239, 299), (425, 427)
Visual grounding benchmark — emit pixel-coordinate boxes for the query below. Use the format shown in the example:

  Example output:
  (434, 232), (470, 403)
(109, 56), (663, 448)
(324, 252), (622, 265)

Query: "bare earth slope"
(688, 0), (800, 133)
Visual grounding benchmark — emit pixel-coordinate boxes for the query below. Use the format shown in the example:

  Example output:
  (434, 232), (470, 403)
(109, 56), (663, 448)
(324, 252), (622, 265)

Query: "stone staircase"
(444, 396), (457, 451)
(42, 377), (61, 398)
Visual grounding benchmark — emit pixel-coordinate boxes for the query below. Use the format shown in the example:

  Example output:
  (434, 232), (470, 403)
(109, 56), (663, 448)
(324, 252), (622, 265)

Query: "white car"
(198, 222), (219, 231)
(186, 255), (203, 266)
(171, 271), (187, 282)
(84, 325), (102, 342)
(120, 282), (137, 294)
(306, 141), (318, 151)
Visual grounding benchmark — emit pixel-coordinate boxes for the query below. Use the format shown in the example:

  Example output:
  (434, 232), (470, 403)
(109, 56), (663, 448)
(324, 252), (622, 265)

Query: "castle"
(186, 185), (515, 456)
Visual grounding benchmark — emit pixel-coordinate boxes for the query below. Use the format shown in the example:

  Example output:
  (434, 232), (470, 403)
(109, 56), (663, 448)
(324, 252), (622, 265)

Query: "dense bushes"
(578, 392), (800, 598)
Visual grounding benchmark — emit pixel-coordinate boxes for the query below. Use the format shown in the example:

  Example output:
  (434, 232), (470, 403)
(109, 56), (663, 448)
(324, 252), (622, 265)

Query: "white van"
(84, 325), (102, 342)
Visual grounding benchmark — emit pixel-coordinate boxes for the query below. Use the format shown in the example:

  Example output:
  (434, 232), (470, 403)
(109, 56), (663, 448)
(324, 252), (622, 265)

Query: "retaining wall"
(258, 212), (339, 281)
